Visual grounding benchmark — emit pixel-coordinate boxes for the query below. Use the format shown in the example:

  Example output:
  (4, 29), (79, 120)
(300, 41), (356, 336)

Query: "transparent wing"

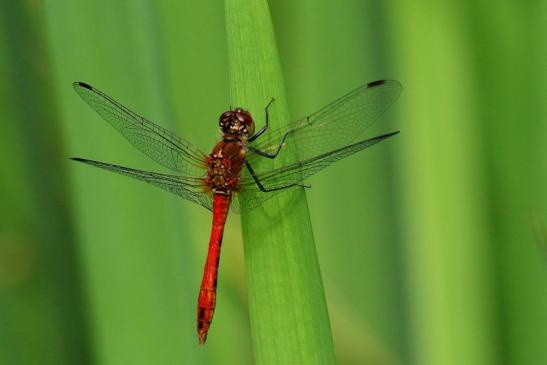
(71, 157), (213, 211)
(73, 82), (207, 177)
(247, 80), (402, 171)
(231, 132), (398, 213)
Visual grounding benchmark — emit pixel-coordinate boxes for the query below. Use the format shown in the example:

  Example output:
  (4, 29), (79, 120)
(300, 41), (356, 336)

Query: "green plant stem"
(225, 0), (336, 363)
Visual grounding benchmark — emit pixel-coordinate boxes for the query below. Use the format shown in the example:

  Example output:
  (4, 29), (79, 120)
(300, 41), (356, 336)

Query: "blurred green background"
(1, 0), (546, 364)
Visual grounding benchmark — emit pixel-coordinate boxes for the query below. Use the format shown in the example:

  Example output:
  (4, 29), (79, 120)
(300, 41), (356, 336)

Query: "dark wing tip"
(73, 81), (93, 90)
(70, 157), (87, 162)
(367, 80), (386, 88)
(381, 130), (400, 139)
(69, 157), (106, 168)
(366, 79), (403, 91)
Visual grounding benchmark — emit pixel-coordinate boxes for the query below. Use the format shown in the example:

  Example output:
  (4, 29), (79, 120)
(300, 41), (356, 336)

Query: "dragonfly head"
(219, 108), (255, 138)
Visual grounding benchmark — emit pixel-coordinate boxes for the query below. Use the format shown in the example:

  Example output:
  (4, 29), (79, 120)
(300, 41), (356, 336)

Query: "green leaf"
(225, 0), (336, 363)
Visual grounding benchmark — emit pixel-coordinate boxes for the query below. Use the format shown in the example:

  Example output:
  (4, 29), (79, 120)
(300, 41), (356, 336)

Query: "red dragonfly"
(71, 80), (402, 344)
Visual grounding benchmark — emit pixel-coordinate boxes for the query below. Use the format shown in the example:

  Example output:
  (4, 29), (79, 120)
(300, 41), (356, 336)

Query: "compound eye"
(235, 113), (245, 123)
(235, 112), (250, 125)
(219, 111), (232, 126)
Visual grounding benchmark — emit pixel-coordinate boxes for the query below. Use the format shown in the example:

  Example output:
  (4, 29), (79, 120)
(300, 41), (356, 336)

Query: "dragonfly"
(71, 79), (402, 344)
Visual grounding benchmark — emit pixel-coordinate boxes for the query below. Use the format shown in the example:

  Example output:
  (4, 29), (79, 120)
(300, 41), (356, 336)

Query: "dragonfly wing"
(247, 80), (402, 171)
(73, 82), (207, 176)
(232, 131), (399, 213)
(71, 157), (213, 211)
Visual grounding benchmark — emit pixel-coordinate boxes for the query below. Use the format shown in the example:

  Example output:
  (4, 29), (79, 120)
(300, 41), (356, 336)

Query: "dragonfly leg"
(245, 160), (310, 192)
(248, 97), (275, 142)
(248, 128), (289, 159)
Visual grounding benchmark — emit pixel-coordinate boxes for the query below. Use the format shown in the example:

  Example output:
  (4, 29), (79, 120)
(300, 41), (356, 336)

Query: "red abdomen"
(197, 193), (231, 344)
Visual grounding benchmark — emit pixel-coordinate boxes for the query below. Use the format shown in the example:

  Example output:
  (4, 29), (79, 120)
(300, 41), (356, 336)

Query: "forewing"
(73, 82), (207, 177)
(247, 80), (402, 171)
(232, 132), (399, 213)
(71, 157), (212, 211)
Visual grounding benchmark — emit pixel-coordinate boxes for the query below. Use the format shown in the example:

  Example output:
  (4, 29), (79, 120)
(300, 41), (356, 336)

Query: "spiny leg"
(248, 127), (293, 159)
(244, 160), (310, 192)
(248, 97), (275, 142)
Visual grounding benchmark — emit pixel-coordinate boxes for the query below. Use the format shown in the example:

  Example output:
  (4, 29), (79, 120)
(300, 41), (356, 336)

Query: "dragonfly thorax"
(219, 108), (255, 138)
(206, 139), (246, 195)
